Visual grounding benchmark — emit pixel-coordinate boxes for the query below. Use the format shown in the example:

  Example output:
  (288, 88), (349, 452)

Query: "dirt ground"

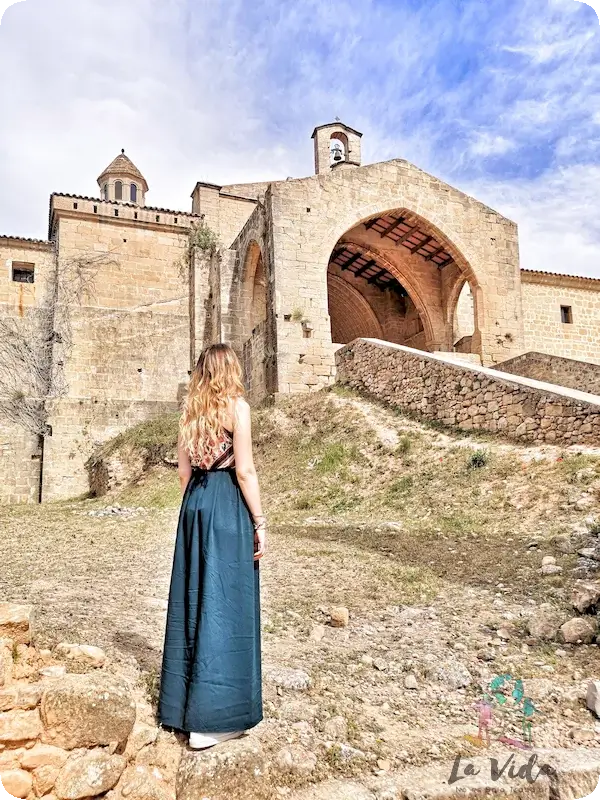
(1, 389), (600, 793)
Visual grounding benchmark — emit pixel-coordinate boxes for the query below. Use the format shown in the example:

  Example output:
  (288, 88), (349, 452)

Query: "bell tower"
(97, 149), (149, 206)
(311, 121), (363, 175)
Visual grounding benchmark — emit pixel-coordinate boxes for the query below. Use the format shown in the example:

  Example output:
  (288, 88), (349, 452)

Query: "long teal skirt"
(157, 467), (262, 733)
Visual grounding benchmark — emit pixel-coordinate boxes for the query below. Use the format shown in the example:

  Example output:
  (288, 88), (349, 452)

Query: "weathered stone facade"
(496, 351), (600, 397)
(336, 339), (600, 446)
(2, 122), (600, 501)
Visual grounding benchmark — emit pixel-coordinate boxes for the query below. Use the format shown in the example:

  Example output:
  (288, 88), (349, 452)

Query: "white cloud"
(466, 164), (600, 278)
(469, 133), (516, 157)
(0, 0), (598, 283)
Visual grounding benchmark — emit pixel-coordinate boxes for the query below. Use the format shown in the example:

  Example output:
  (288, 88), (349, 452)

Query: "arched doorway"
(326, 208), (481, 356)
(240, 240), (269, 401)
(452, 280), (476, 354)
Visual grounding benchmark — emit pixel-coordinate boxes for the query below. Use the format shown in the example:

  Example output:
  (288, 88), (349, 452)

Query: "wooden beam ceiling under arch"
(362, 213), (455, 270)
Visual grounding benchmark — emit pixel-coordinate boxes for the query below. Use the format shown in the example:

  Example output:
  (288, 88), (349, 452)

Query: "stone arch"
(324, 203), (481, 354)
(325, 203), (480, 293)
(328, 274), (384, 344)
(336, 241), (438, 348)
(445, 272), (482, 357)
(239, 239), (267, 343)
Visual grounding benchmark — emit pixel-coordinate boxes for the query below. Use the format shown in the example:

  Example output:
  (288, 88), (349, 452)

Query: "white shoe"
(189, 730), (244, 749)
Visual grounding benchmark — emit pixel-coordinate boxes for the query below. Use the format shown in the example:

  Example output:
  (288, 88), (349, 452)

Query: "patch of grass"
(114, 468), (181, 509)
(385, 476), (414, 504)
(588, 520), (600, 536)
(140, 667), (161, 709)
(467, 449), (489, 470)
(559, 453), (600, 484)
(315, 443), (359, 474)
(396, 436), (412, 457)
(91, 413), (179, 468)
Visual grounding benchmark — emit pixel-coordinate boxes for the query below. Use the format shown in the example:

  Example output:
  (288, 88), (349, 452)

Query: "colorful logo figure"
(466, 674), (539, 750)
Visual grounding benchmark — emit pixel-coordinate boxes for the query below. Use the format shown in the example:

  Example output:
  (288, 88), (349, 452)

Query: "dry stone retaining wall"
(336, 339), (600, 446)
(496, 351), (600, 397)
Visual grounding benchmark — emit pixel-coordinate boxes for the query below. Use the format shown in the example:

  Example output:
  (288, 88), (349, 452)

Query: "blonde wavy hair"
(180, 344), (245, 458)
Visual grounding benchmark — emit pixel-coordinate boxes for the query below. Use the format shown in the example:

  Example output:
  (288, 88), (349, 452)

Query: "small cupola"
(97, 149), (149, 206)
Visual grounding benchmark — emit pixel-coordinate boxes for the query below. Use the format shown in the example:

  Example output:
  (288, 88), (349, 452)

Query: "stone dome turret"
(97, 150), (148, 206)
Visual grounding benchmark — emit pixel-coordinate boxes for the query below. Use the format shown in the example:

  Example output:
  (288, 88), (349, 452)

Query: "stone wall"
(267, 157), (523, 396)
(336, 338), (600, 446)
(521, 270), (600, 364)
(43, 398), (179, 501)
(0, 419), (41, 504)
(0, 238), (56, 504)
(242, 320), (268, 405)
(0, 603), (177, 800)
(38, 202), (192, 501)
(496, 351), (600, 397)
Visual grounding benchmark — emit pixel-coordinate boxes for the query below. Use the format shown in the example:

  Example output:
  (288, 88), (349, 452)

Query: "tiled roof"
(97, 150), (149, 192)
(0, 234), (53, 246)
(50, 193), (201, 218)
(521, 268), (600, 284)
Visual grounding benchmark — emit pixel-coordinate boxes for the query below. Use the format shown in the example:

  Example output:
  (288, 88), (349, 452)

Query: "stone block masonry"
(336, 338), (600, 446)
(496, 351), (600, 397)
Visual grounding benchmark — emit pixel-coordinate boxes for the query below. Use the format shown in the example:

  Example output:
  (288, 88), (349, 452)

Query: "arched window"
(130, 183), (137, 203)
(103, 184), (109, 201)
(115, 180), (123, 201)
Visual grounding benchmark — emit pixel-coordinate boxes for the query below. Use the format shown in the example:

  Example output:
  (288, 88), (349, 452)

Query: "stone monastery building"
(2, 121), (600, 503)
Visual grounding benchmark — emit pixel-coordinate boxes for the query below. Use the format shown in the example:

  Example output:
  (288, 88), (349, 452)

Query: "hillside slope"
(2, 387), (600, 797)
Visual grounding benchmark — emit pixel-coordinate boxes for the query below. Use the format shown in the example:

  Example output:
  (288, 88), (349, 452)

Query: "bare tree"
(0, 251), (118, 437)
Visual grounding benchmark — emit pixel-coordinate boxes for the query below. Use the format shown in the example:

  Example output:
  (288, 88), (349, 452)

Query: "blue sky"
(0, 0), (598, 275)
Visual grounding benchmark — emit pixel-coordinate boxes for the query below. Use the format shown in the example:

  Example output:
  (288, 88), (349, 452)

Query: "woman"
(158, 344), (265, 749)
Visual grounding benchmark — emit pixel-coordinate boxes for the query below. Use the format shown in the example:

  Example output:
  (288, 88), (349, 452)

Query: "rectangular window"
(12, 262), (35, 283)
(560, 305), (573, 324)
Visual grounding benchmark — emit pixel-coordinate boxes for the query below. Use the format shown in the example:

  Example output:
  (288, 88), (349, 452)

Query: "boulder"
(40, 674), (135, 750)
(123, 722), (159, 759)
(572, 581), (600, 613)
(560, 617), (598, 644)
(107, 764), (174, 800)
(586, 680), (600, 718)
(276, 744), (317, 776)
(527, 610), (563, 641)
(54, 749), (126, 799)
(0, 708), (42, 744)
(0, 604), (33, 645)
(0, 768), (33, 798)
(541, 564), (563, 575)
(32, 764), (60, 796)
(20, 743), (69, 770)
(264, 665), (312, 691)
(330, 607), (350, 628)
(176, 735), (266, 800)
(53, 644), (106, 668)
(535, 747), (600, 800)
(423, 656), (471, 689)
(0, 683), (42, 711)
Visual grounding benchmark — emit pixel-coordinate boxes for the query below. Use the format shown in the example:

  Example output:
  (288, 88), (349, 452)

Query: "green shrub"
(467, 449), (489, 470)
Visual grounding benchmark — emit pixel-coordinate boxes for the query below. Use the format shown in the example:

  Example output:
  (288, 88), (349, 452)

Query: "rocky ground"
(2, 388), (600, 798)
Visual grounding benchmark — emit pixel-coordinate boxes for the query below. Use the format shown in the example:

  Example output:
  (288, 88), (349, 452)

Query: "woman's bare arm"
(177, 431), (192, 494)
(233, 398), (266, 559)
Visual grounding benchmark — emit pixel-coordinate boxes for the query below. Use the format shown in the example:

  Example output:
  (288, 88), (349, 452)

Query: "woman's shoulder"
(231, 396), (250, 428)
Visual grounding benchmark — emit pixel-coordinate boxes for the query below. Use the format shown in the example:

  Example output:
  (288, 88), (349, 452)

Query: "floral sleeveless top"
(189, 427), (235, 470)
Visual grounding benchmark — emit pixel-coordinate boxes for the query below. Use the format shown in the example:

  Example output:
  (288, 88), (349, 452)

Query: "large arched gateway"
(218, 120), (523, 399)
(327, 208), (481, 357)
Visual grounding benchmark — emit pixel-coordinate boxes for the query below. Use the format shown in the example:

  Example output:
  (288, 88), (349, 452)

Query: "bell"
(332, 143), (343, 162)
